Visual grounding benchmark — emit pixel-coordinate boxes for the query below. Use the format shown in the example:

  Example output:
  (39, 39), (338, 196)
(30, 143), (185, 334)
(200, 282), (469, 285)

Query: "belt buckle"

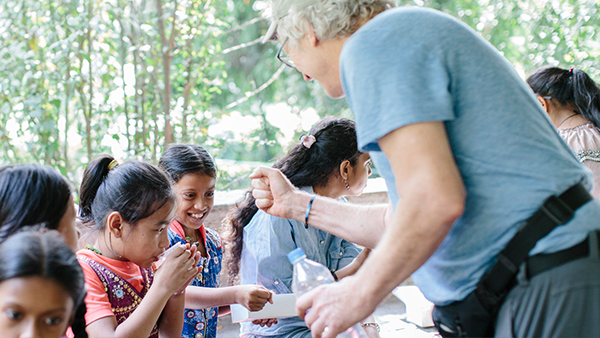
(540, 195), (574, 225)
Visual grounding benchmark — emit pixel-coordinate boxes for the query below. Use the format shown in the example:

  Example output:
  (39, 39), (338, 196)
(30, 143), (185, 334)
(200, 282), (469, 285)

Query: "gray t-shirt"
(340, 7), (600, 305)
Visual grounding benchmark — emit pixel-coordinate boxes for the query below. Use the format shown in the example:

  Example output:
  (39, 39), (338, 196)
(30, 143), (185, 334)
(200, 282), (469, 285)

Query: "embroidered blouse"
(76, 249), (158, 337)
(558, 123), (600, 199)
(168, 220), (223, 338)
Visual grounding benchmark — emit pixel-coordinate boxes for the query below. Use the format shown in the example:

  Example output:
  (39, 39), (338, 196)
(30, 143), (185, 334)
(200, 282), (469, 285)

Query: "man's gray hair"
(266, 0), (395, 47)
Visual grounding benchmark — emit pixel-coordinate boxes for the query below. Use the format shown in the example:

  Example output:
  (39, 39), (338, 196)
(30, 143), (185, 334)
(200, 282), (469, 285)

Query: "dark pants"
(495, 232), (600, 337)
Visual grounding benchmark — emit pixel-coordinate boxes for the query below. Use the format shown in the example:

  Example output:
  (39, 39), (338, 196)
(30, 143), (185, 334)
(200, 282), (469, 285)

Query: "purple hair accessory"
(300, 134), (316, 149)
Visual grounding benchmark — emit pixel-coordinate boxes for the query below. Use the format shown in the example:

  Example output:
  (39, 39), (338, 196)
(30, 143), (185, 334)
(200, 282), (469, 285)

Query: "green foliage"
(404, 0), (600, 78)
(1, 0), (599, 190)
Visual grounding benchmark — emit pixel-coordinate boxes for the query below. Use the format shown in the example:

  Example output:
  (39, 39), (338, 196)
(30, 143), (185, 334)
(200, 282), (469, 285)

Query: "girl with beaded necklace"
(159, 144), (274, 338)
(76, 155), (200, 338)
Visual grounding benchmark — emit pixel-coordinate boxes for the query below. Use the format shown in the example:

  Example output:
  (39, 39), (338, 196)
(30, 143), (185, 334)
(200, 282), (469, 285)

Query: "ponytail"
(78, 156), (174, 236)
(571, 69), (600, 128)
(224, 117), (361, 284)
(79, 156), (114, 223)
(527, 66), (600, 128)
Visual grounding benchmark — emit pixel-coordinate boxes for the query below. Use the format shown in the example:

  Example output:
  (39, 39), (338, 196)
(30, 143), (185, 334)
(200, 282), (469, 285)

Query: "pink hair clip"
(300, 134), (316, 149)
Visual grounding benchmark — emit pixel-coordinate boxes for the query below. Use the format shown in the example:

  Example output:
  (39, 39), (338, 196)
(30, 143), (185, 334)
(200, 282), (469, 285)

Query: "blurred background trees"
(1, 0), (599, 191)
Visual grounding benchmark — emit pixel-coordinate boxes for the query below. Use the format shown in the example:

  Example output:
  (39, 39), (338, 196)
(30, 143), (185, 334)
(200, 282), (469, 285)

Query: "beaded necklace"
(85, 245), (102, 255)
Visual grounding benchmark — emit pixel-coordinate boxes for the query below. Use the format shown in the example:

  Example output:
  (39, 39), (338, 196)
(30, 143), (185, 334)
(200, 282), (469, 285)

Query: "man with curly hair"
(251, 1), (600, 337)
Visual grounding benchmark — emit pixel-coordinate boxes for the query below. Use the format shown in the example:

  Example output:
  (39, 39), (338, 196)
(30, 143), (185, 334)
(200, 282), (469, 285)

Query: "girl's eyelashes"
(183, 192), (196, 199)
(5, 308), (23, 321)
(155, 223), (168, 233)
(182, 190), (215, 199)
(44, 316), (64, 326)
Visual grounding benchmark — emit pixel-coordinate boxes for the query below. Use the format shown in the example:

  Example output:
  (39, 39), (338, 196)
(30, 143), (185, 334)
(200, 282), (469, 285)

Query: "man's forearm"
(352, 194), (461, 309)
(290, 191), (388, 249)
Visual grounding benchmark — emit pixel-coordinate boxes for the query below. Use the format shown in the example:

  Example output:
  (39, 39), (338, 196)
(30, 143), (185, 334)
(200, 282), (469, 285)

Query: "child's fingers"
(184, 257), (198, 274)
(268, 290), (275, 304)
(164, 244), (187, 261)
(251, 319), (266, 326)
(254, 288), (274, 302)
(182, 266), (199, 285)
(246, 286), (274, 303)
(193, 251), (201, 266)
(188, 244), (198, 258)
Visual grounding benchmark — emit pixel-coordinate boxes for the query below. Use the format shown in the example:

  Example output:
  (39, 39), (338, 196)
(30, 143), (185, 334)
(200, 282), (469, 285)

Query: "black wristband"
(330, 269), (339, 282)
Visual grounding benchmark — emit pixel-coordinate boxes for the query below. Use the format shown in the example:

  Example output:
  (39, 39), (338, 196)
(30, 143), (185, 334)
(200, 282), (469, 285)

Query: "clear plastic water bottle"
(287, 248), (368, 338)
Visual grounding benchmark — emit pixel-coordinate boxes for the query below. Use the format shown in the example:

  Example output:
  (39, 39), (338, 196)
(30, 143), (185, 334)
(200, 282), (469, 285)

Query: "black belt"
(432, 183), (593, 338)
(526, 231), (598, 279)
(476, 182), (592, 311)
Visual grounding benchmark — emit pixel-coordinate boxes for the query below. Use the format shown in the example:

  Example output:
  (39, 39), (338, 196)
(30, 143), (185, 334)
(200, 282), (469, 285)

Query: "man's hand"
(250, 166), (305, 219)
(296, 276), (375, 338)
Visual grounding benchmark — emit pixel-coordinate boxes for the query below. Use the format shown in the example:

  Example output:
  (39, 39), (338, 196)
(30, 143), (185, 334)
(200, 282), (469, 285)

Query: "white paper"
(231, 293), (297, 323)
(392, 285), (435, 328)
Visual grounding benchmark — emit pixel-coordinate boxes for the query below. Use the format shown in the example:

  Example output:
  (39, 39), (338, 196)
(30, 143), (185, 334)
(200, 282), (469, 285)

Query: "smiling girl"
(159, 144), (273, 338)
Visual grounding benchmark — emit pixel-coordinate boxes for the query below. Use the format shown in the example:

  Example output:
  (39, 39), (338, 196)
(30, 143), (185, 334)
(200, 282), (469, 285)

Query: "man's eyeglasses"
(277, 37), (296, 69)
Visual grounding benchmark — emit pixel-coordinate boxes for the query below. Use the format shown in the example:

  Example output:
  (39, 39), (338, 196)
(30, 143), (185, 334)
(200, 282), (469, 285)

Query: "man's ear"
(307, 23), (319, 47)
(106, 211), (125, 238)
(339, 159), (351, 180)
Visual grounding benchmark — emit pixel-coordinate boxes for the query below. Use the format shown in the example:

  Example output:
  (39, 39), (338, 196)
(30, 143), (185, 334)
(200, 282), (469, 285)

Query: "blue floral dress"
(168, 220), (223, 338)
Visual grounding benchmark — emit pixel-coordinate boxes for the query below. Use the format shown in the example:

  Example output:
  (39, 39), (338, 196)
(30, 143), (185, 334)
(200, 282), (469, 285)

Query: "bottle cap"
(287, 248), (306, 264)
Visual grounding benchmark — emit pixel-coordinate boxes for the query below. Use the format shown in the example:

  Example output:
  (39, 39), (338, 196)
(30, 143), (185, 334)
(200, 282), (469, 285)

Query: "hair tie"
(300, 134), (316, 149)
(569, 67), (574, 73)
(107, 159), (121, 171)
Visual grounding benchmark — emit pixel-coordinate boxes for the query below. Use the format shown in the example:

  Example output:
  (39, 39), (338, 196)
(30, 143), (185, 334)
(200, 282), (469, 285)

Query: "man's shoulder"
(362, 7), (462, 33)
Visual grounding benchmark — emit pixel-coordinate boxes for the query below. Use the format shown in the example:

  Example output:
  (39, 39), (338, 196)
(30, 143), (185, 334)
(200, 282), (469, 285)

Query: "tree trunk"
(181, 42), (195, 143)
(119, 18), (131, 152)
(85, 0), (93, 160)
(156, 0), (176, 146)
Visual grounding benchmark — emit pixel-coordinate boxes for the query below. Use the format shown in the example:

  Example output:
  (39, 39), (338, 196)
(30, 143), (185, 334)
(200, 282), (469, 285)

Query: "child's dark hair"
(225, 117), (361, 284)
(0, 230), (87, 337)
(527, 66), (600, 127)
(158, 144), (217, 183)
(78, 155), (175, 233)
(0, 164), (72, 243)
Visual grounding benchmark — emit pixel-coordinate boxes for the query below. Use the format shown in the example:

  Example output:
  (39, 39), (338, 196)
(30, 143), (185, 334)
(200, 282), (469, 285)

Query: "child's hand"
(234, 285), (275, 311)
(252, 318), (278, 327)
(335, 248), (372, 280)
(154, 243), (199, 295)
(173, 243), (201, 295)
(350, 247), (371, 271)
